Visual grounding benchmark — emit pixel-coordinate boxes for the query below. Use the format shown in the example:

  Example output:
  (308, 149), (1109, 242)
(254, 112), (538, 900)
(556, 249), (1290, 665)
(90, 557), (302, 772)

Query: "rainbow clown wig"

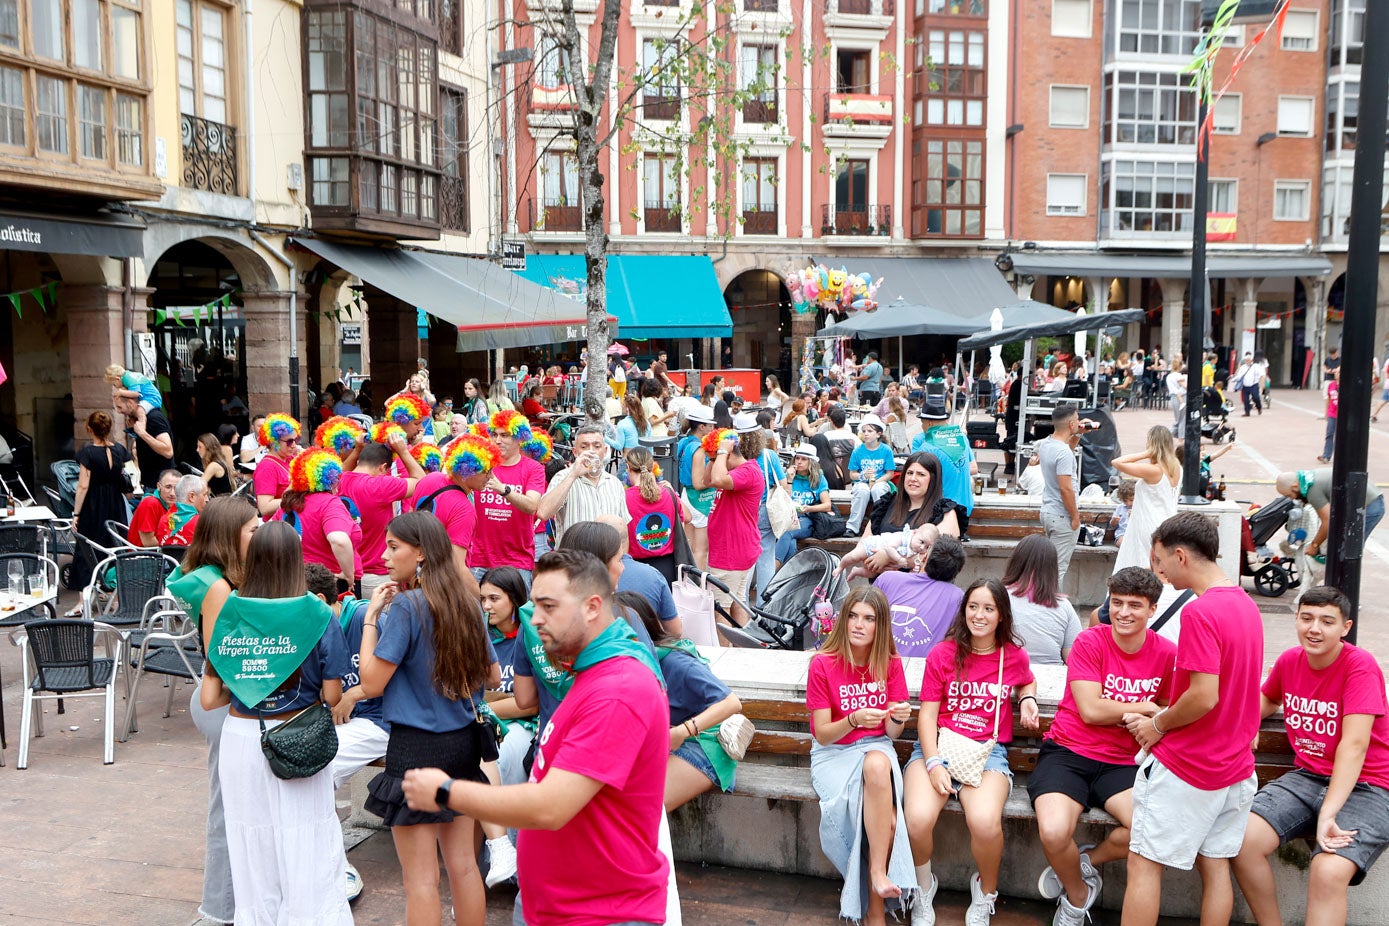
(314, 416), (366, 458)
(288, 447), (343, 494)
(257, 413), (301, 448)
(411, 442), (443, 473)
(701, 428), (736, 455)
(467, 423), (492, 439)
(489, 409), (532, 441)
(384, 392), (431, 427)
(520, 430), (553, 464)
(370, 421), (407, 446)
(443, 433), (501, 480)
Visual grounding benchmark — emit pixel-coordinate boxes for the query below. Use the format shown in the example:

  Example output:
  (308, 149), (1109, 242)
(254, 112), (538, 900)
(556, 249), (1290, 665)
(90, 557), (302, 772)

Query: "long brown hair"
(183, 496), (255, 588)
(818, 586), (896, 684)
(387, 511), (491, 697)
(884, 452), (946, 531)
(625, 446), (663, 503)
(624, 390), (648, 435)
(947, 578), (1021, 678)
(239, 521), (308, 599)
(1001, 534), (1063, 608)
(1145, 424), (1182, 484)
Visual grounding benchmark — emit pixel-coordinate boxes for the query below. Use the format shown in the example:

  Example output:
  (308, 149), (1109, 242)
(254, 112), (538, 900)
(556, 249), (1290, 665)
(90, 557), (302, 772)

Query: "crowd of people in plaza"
(59, 341), (1387, 926)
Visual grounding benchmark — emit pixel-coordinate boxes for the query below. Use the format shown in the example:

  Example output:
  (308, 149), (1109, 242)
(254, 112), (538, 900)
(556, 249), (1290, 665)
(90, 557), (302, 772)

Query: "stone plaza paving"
(1, 385), (1384, 924)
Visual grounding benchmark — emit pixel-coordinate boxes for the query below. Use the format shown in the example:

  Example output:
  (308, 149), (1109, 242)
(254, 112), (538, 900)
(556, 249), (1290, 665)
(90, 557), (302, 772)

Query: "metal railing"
(440, 173), (468, 231)
(644, 201), (681, 232)
(820, 204), (891, 236)
(180, 113), (237, 196)
(534, 201), (582, 231)
(744, 0), (779, 9)
(742, 98), (778, 123)
(827, 0), (894, 14)
(742, 205), (777, 234)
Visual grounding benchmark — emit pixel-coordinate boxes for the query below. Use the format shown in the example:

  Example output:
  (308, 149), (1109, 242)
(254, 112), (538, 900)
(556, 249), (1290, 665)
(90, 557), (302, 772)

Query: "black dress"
(76, 442), (131, 542)
(869, 494), (960, 537)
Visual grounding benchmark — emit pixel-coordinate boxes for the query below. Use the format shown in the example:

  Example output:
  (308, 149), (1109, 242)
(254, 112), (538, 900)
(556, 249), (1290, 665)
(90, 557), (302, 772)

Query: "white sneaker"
(484, 836), (518, 888)
(345, 863), (364, 902)
(1038, 845), (1100, 900)
(910, 874), (938, 926)
(1051, 879), (1099, 926)
(965, 872), (997, 926)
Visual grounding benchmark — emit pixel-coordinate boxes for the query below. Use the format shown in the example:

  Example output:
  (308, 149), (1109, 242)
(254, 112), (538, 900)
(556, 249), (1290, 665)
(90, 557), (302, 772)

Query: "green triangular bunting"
(8, 293), (20, 318)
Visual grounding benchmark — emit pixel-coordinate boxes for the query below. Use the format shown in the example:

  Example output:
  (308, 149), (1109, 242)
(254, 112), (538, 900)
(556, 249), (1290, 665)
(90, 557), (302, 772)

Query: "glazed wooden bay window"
(0, 0), (152, 189)
(538, 149), (580, 231)
(303, 2), (443, 237)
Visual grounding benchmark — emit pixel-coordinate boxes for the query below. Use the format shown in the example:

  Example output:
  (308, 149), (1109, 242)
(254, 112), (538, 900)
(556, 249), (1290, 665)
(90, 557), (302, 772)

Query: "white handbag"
(672, 566), (719, 647)
(933, 650), (1007, 789)
(766, 485), (799, 538)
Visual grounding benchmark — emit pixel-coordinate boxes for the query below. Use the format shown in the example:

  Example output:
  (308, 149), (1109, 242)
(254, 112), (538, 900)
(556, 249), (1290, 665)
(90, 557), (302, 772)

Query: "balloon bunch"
(411, 443), (443, 473)
(314, 416), (366, 459)
(786, 264), (882, 317)
(287, 447), (343, 494)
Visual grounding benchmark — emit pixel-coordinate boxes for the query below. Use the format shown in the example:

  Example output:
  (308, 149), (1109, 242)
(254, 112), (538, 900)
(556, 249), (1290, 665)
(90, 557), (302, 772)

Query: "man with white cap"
(707, 411), (771, 625)
(912, 393), (978, 533)
(846, 413), (897, 537)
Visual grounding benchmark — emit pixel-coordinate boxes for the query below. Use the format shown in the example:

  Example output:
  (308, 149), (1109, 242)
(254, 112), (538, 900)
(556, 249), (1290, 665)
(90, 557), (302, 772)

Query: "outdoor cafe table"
(1, 505), (58, 524)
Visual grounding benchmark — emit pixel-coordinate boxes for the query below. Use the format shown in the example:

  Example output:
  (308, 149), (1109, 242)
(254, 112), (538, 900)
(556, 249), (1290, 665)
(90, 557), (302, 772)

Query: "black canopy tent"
(956, 308), (1147, 352)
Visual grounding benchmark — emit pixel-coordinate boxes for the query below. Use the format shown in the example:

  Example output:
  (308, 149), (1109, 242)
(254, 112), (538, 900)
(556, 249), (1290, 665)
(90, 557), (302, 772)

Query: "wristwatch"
(502, 485), (512, 497)
(435, 777), (454, 810)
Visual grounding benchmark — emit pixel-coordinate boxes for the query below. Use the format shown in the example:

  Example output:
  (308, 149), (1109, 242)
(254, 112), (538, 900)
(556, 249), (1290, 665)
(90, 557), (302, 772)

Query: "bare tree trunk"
(578, 129), (609, 422)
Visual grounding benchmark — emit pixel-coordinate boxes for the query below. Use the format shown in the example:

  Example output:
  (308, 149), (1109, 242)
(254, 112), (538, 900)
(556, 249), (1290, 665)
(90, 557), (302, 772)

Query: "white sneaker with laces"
(1052, 879), (1100, 926)
(1038, 845), (1100, 900)
(910, 874), (938, 926)
(485, 836), (518, 888)
(345, 863), (363, 902)
(965, 872), (997, 926)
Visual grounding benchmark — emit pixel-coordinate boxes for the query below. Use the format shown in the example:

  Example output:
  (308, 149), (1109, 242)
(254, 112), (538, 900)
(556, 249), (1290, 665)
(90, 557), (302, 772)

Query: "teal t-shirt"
(849, 442), (896, 483)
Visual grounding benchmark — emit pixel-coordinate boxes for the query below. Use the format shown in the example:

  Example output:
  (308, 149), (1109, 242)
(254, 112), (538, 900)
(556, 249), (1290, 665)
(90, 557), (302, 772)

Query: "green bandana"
(207, 592), (334, 708)
(572, 618), (663, 683)
(1298, 470), (1316, 499)
(163, 502), (200, 543)
(167, 563), (223, 627)
(658, 642), (738, 790)
(516, 601), (572, 703)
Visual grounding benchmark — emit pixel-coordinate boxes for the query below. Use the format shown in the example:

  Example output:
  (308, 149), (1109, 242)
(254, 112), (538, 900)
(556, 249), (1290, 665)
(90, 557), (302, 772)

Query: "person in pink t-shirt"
(908, 578), (1039, 926)
(252, 413), (302, 519)
(623, 447), (690, 583)
(276, 448), (357, 588)
(1029, 567), (1176, 926)
(340, 433), (425, 597)
(806, 587), (914, 925)
(410, 433), (499, 601)
(707, 414), (766, 626)
(1235, 586), (1389, 926)
(1122, 511), (1263, 926)
(399, 549), (669, 926)
(470, 412), (547, 584)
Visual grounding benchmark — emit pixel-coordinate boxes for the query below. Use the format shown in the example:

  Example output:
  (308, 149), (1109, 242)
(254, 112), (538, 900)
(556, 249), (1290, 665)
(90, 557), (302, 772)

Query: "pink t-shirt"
(1047, 626), (1177, 765)
(339, 470), (410, 577)
(519, 656), (668, 926)
(253, 454), (290, 511)
(1263, 643), (1389, 790)
(922, 641), (1035, 745)
(471, 457), (547, 570)
(1152, 586), (1263, 789)
(625, 484), (681, 559)
(411, 472), (475, 553)
(706, 459), (762, 571)
(290, 492), (360, 579)
(806, 653), (909, 746)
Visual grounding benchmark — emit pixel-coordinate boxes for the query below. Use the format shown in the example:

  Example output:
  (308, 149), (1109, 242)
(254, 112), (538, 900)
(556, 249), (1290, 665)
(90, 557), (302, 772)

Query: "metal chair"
(11, 619), (122, 767)
(82, 550), (179, 631)
(41, 484), (73, 519)
(0, 523), (42, 556)
(178, 462), (204, 477)
(105, 519), (138, 551)
(0, 471), (36, 506)
(0, 553), (59, 765)
(121, 608), (202, 741)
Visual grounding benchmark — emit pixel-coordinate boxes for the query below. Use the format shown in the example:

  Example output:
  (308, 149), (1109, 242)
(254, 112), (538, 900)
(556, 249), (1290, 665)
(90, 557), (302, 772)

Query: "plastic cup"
(28, 575), (43, 598)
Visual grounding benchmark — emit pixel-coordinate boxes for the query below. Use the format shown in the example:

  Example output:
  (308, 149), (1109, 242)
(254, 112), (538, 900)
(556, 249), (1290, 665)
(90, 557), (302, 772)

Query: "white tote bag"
(672, 566), (719, 647)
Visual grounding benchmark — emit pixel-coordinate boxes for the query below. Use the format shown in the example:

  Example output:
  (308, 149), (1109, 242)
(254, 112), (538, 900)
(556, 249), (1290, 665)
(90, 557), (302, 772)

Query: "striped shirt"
(551, 467), (630, 542)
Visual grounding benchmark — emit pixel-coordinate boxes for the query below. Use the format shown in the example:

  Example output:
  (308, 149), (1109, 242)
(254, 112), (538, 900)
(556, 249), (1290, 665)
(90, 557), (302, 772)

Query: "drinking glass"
(28, 574), (44, 598)
(7, 560), (22, 594)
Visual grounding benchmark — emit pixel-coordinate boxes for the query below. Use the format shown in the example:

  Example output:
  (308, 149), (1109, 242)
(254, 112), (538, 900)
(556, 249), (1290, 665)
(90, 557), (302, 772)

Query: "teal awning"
(515, 254), (733, 339)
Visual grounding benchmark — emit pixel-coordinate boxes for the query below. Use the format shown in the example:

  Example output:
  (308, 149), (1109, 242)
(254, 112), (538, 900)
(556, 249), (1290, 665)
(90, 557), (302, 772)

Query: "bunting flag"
(1, 281), (60, 319)
(151, 292), (235, 327)
(1184, 0), (1291, 154)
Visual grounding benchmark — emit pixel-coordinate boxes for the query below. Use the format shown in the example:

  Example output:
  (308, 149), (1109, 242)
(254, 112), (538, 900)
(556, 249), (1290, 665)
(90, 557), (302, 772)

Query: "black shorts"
(1027, 739), (1137, 812)
(1251, 768), (1389, 885)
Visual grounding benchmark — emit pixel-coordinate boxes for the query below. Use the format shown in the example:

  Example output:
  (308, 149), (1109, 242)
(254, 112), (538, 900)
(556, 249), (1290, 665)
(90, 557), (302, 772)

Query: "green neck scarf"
(164, 502), (199, 541)
(206, 592), (334, 707)
(1298, 470), (1316, 499)
(571, 617), (662, 683)
(516, 601), (572, 702)
(167, 563), (223, 625)
(657, 640), (737, 790)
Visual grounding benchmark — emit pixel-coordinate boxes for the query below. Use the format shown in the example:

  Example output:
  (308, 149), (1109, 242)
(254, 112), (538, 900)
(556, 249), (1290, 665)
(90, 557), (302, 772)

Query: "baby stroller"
(1200, 387), (1236, 444)
(687, 547), (849, 650)
(1242, 496), (1304, 597)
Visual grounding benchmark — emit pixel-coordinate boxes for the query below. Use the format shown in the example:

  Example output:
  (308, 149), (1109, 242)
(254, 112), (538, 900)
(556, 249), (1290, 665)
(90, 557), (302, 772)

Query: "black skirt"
(365, 722), (494, 827)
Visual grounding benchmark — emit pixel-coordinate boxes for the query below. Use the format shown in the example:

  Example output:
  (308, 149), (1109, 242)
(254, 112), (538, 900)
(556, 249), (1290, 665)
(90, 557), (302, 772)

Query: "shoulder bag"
(933, 649), (1007, 789)
(260, 701), (338, 780)
(761, 453), (799, 538)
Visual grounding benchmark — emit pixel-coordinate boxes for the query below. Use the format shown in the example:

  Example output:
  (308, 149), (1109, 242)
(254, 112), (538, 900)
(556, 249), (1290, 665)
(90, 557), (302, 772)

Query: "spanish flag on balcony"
(1206, 213), (1237, 242)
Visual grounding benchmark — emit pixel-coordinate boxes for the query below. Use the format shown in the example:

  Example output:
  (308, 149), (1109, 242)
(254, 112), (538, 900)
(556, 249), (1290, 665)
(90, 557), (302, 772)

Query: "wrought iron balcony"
(742, 98), (778, 124)
(180, 113), (238, 196)
(821, 204), (891, 236)
(644, 201), (681, 232)
(532, 200), (583, 232)
(742, 204), (777, 234)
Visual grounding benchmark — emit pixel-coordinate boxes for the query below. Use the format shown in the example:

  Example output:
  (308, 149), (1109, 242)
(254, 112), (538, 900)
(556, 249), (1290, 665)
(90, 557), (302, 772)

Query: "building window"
(0, 0), (17, 49)
(307, 10), (349, 147)
(642, 38), (681, 120)
(1208, 178), (1237, 213)
(836, 49), (871, 93)
(31, 0), (63, 61)
(1105, 159), (1194, 233)
(540, 149), (581, 230)
(112, 5), (141, 80)
(1116, 0), (1201, 57)
(925, 0), (987, 12)
(1051, 0), (1091, 37)
(741, 157), (777, 234)
(35, 75), (67, 153)
(440, 87), (468, 231)
(1212, 93), (1241, 134)
(313, 157), (350, 205)
(439, 0), (461, 57)
(740, 44), (777, 123)
(116, 93), (142, 165)
(73, 0), (103, 71)
(177, 0), (228, 126)
(923, 28), (985, 126)
(1280, 9), (1318, 51)
(1049, 85), (1089, 128)
(1329, 0), (1364, 67)
(1326, 80), (1357, 152)
(78, 84), (107, 159)
(1046, 173), (1086, 215)
(1273, 180), (1310, 221)
(1277, 96), (1314, 136)
(0, 65), (23, 146)
(643, 153), (680, 232)
(1105, 70), (1196, 145)
(537, 32), (575, 87)
(919, 138), (983, 236)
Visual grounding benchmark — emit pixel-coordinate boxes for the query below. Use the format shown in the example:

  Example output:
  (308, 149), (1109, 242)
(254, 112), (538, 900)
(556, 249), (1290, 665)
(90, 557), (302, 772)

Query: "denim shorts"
(1251, 768), (1389, 885)
(673, 738), (724, 790)
(907, 739), (1013, 785)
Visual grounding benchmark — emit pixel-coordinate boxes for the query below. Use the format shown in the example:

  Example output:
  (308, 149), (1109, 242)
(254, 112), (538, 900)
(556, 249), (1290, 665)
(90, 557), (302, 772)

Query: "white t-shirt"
(238, 433), (264, 472)
(1166, 371), (1185, 397)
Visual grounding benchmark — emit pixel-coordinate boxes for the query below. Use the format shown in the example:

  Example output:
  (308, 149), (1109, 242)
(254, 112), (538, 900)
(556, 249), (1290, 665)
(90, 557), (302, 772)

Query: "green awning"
(515, 254), (733, 339)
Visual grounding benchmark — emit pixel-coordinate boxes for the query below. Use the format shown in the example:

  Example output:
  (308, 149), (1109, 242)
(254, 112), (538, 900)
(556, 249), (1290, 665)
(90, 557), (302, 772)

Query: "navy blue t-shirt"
(339, 597), (387, 731)
(491, 631), (522, 695)
(618, 555), (679, 624)
(229, 614), (351, 716)
(658, 648), (731, 726)
(374, 588), (497, 733)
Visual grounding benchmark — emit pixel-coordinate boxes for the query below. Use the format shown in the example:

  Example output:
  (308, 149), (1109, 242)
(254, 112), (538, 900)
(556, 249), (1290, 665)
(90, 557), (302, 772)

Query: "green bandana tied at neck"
(163, 502), (199, 544)
(657, 641), (738, 791)
(206, 592), (334, 708)
(1298, 470), (1316, 499)
(167, 564), (223, 630)
(516, 602), (663, 704)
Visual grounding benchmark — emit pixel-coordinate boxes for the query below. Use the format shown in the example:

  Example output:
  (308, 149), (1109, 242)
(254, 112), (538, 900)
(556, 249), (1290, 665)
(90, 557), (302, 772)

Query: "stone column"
(1234, 278), (1258, 360)
(242, 290), (307, 417)
(1159, 279), (1186, 360)
(364, 288), (418, 400)
(65, 284), (140, 447)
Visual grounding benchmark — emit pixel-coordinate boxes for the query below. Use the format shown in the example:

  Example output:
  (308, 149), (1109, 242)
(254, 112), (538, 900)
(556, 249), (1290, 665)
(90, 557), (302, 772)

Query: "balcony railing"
(536, 201), (582, 232)
(823, 93), (894, 126)
(742, 205), (777, 234)
(440, 173), (468, 231)
(742, 98), (778, 123)
(821, 204), (891, 236)
(744, 0), (779, 9)
(644, 201), (681, 232)
(643, 95), (680, 120)
(826, 0), (894, 14)
(181, 113), (237, 196)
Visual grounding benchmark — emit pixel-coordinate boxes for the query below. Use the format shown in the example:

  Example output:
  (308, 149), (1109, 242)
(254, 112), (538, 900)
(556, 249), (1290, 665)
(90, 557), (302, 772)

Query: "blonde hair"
(104, 363), (126, 385)
(1146, 425), (1182, 483)
(818, 586), (896, 683)
(625, 447), (662, 504)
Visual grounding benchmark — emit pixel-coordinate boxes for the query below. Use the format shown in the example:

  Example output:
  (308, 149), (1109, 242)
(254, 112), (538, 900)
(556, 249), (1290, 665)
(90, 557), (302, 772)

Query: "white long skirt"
(219, 715), (354, 926)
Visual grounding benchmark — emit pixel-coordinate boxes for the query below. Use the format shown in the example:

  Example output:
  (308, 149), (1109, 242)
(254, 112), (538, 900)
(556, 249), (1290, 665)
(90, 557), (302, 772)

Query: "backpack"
(416, 483), (464, 513)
